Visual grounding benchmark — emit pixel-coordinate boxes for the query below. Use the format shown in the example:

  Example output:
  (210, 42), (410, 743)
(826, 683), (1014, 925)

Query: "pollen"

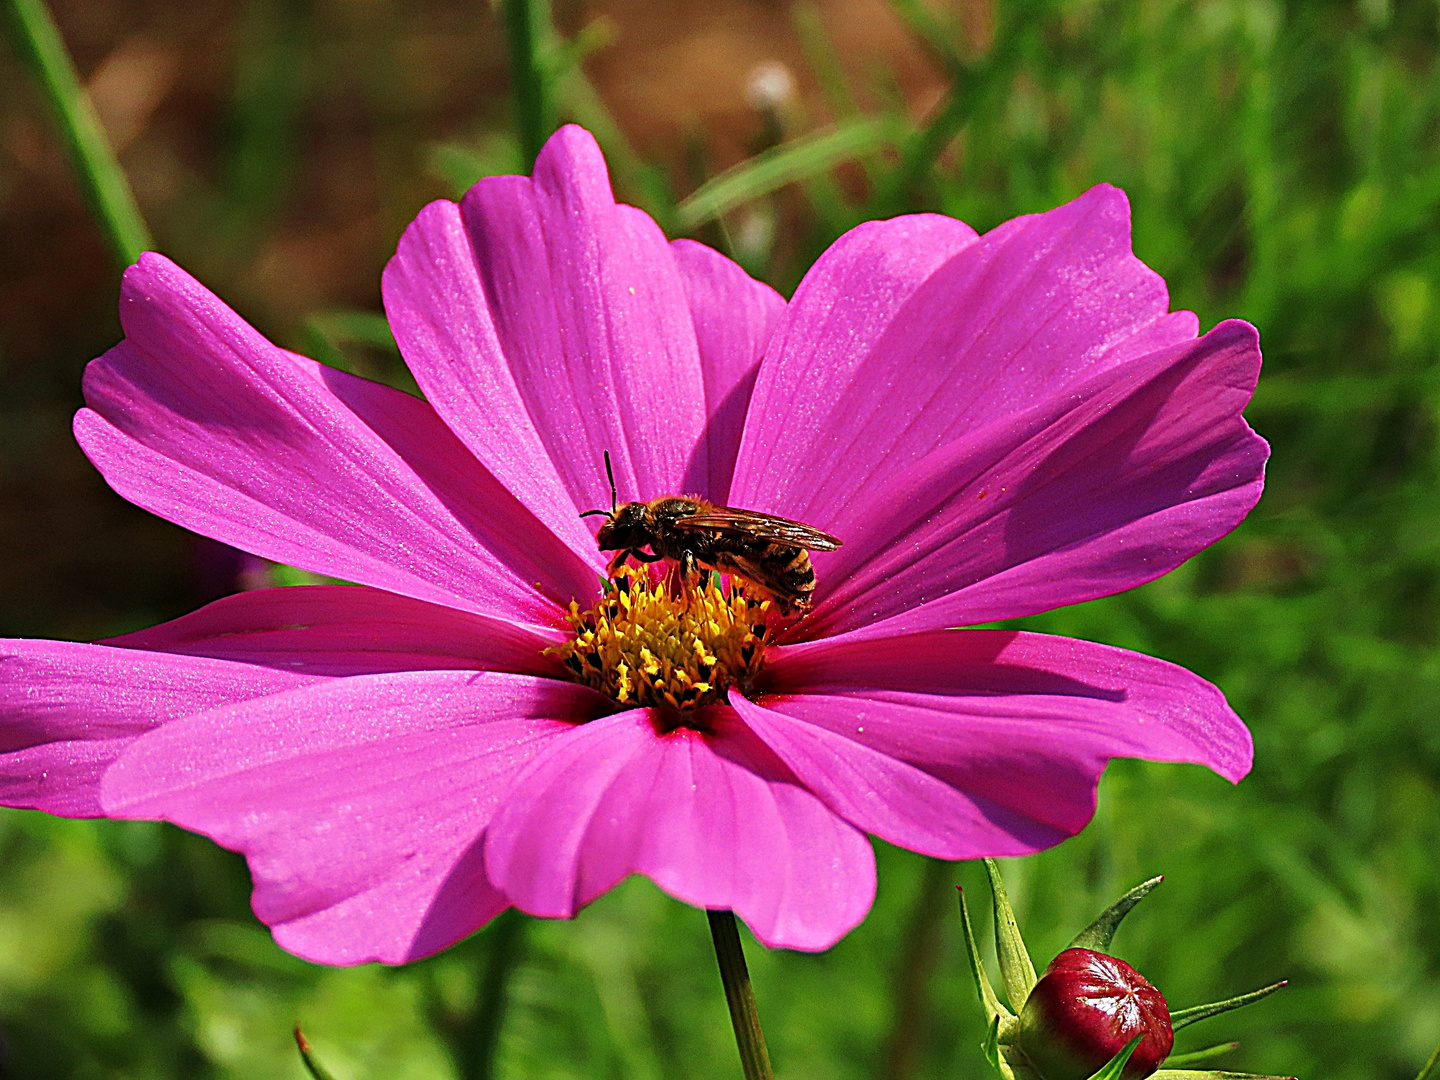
(549, 566), (772, 714)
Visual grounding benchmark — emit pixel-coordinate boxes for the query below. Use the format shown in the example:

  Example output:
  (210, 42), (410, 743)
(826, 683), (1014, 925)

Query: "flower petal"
(742, 627), (1251, 858)
(670, 239), (786, 502)
(383, 125), (712, 550)
(727, 689), (1047, 857)
(104, 584), (564, 677)
(76, 254), (595, 622)
(731, 185), (1199, 527)
(1, 640), (318, 817)
(101, 670), (610, 964)
(791, 320), (1265, 640)
(484, 707), (875, 951)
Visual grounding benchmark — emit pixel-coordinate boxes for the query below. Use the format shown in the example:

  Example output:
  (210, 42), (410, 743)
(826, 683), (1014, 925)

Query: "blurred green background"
(2, 0), (1439, 1077)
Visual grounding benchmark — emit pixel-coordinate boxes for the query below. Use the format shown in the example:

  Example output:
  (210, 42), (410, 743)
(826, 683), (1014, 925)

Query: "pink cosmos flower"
(0, 126), (1267, 965)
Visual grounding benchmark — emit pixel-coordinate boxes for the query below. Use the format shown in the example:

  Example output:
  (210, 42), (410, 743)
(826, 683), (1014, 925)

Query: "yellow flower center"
(550, 566), (772, 715)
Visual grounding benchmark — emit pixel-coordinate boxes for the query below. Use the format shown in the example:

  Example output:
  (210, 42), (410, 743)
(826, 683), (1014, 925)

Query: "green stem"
(460, 909), (528, 1080)
(1416, 1042), (1440, 1080)
(502, 0), (548, 169)
(3, 0), (153, 267)
(293, 1027), (340, 1080)
(707, 909), (774, 1080)
(881, 857), (954, 1080)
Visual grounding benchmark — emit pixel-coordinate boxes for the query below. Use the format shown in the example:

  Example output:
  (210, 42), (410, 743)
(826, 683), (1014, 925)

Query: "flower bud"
(1017, 947), (1174, 1080)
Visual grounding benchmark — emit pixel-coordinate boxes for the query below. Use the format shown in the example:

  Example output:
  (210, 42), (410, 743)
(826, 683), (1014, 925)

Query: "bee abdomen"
(776, 547), (816, 596)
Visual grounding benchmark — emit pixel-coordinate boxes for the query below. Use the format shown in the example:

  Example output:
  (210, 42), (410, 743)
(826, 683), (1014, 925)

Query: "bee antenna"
(578, 451), (620, 521)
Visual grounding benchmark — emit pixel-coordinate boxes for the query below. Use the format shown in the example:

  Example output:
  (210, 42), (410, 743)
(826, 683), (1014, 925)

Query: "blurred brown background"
(0, 0), (959, 641)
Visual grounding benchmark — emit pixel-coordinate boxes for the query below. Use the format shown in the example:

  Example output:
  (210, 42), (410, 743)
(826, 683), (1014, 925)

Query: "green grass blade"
(3, 0), (153, 268)
(792, 1), (858, 117)
(675, 116), (899, 230)
(873, 0), (1042, 212)
(885, 0), (965, 72)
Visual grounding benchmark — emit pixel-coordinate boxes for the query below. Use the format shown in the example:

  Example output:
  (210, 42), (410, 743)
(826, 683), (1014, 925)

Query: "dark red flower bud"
(1017, 948), (1174, 1080)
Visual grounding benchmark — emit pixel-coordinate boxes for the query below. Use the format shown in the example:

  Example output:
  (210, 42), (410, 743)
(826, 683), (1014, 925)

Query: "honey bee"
(580, 452), (842, 614)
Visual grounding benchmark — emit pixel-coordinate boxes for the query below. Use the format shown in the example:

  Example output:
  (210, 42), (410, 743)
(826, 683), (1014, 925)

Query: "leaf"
(1068, 876), (1164, 952)
(674, 116), (901, 229)
(1163, 1043), (1240, 1067)
(1170, 982), (1287, 1031)
(958, 885), (1012, 1028)
(1086, 1036), (1143, 1080)
(1151, 1072), (1297, 1079)
(1417, 1043), (1440, 1080)
(984, 859), (1038, 1011)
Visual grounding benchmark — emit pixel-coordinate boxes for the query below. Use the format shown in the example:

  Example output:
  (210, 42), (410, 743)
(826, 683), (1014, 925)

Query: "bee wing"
(674, 506), (842, 550)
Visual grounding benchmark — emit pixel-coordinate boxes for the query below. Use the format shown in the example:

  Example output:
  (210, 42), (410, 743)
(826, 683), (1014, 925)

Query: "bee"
(580, 452), (842, 614)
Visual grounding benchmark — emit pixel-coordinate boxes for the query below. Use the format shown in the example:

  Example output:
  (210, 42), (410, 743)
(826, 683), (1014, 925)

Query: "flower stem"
(707, 909), (774, 1080)
(880, 857), (957, 1080)
(3, 0), (153, 268)
(460, 908), (528, 1080)
(293, 1027), (340, 1080)
(502, 0), (549, 170)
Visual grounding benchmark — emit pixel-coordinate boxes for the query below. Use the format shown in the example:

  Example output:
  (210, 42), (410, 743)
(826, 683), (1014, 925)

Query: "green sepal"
(984, 859), (1038, 1010)
(294, 1026), (340, 1080)
(1151, 1072), (1297, 1079)
(1170, 982), (1287, 1031)
(958, 886), (1014, 1030)
(983, 1014), (1005, 1075)
(1085, 1035), (1143, 1080)
(1163, 1042), (1240, 1067)
(980, 1020), (1048, 1080)
(1068, 876), (1164, 952)
(998, 1047), (1047, 1080)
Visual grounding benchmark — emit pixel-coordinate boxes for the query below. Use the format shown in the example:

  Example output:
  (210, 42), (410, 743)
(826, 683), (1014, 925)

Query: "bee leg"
(677, 550), (703, 595)
(609, 548), (662, 576)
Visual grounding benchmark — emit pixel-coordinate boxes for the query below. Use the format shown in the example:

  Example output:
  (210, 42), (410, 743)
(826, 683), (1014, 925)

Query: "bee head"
(580, 450), (649, 551)
(592, 501), (650, 552)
